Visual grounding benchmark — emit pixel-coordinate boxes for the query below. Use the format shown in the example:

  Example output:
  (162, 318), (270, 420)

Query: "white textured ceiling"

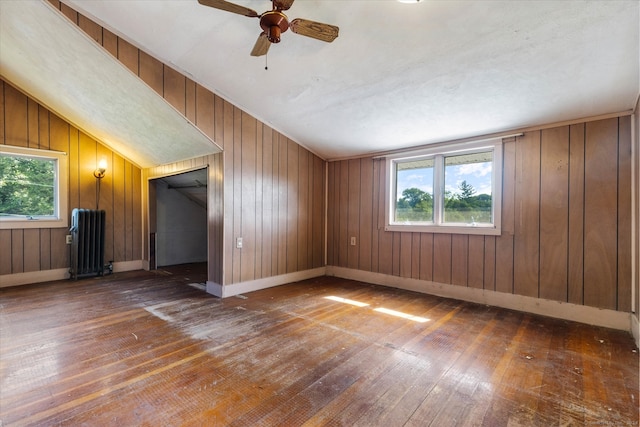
(8, 1), (640, 161)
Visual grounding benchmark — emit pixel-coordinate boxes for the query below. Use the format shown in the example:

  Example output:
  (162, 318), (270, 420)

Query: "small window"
(0, 146), (68, 229)
(386, 139), (502, 235)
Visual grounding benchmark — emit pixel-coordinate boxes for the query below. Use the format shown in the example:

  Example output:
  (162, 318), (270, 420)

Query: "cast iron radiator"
(69, 208), (106, 280)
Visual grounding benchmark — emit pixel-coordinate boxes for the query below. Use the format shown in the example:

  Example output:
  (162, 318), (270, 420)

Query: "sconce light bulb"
(94, 158), (107, 179)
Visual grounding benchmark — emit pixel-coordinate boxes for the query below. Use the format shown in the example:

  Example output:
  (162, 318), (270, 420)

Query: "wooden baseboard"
(632, 313), (640, 348)
(206, 267), (327, 298)
(327, 266), (632, 332)
(0, 260), (143, 288)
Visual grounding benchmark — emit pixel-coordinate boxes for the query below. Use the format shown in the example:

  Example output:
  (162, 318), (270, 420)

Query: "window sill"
(385, 223), (501, 236)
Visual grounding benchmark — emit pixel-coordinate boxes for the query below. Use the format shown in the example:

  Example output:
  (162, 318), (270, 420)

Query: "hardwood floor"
(1, 264), (638, 426)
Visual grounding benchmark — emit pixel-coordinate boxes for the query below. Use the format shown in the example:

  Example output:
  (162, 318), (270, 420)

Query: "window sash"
(0, 146), (68, 229)
(386, 139), (502, 236)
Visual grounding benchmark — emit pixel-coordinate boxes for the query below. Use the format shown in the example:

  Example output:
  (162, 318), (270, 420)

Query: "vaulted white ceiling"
(3, 1), (640, 163)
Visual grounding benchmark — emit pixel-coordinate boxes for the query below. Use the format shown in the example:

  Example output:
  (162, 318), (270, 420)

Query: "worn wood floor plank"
(1, 264), (638, 426)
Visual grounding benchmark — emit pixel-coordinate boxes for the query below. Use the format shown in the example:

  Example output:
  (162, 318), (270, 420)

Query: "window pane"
(0, 155), (56, 217)
(443, 151), (492, 224)
(395, 158), (434, 222)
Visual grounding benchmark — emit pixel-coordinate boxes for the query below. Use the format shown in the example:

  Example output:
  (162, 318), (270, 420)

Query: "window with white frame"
(0, 146), (68, 229)
(386, 139), (502, 235)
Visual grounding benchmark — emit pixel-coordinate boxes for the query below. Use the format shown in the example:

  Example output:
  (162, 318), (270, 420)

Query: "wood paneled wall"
(634, 101), (640, 319)
(53, 0), (326, 286)
(0, 81), (143, 275)
(327, 117), (632, 312)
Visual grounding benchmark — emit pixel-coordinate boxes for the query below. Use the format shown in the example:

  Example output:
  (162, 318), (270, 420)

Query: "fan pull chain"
(265, 53), (268, 71)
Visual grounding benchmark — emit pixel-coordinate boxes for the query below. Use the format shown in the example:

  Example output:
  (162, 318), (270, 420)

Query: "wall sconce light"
(94, 158), (107, 179)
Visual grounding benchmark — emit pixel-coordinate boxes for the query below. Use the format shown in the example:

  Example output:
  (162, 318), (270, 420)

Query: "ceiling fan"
(197, 0), (339, 56)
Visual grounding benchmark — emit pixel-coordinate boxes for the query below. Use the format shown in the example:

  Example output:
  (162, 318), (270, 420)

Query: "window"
(0, 146), (68, 229)
(386, 139), (502, 235)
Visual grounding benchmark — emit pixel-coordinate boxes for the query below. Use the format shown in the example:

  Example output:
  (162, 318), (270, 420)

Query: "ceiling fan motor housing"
(260, 11), (289, 43)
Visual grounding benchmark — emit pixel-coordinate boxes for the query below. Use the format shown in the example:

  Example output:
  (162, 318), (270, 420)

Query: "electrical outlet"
(66, 235), (72, 244)
(350, 236), (356, 246)
(236, 237), (243, 249)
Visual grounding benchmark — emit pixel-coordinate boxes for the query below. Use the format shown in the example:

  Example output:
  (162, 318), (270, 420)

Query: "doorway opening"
(148, 168), (208, 273)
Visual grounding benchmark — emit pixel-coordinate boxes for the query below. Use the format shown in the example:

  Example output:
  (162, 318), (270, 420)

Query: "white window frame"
(385, 139), (502, 235)
(0, 146), (68, 229)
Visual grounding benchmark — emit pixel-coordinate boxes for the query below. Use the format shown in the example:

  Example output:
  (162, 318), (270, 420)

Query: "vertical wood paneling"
(568, 123), (585, 305)
(124, 161), (134, 261)
(433, 234), (452, 284)
(514, 131), (541, 298)
(78, 133), (96, 209)
(0, 81), (5, 143)
(112, 153), (126, 262)
(5, 84), (27, 146)
(495, 139), (516, 294)
(195, 84), (215, 141)
(232, 106), (242, 281)
(50, 229), (68, 269)
(27, 99), (39, 147)
(131, 162), (142, 260)
(102, 28), (118, 57)
(39, 229), (51, 271)
(327, 162), (342, 265)
(277, 135), (288, 275)
(286, 140), (299, 273)
(297, 148), (309, 271)
(411, 233), (421, 280)
(539, 126), (569, 301)
(312, 155), (325, 268)
(419, 233), (433, 281)
(271, 131), (280, 275)
(370, 160), (381, 273)
(97, 144), (113, 260)
(255, 124), (264, 277)
(139, 51), (163, 95)
(59, 2), (78, 23)
(468, 235), (484, 289)
(399, 232), (412, 278)
(0, 230), (10, 275)
(240, 112), (256, 282)
(616, 116), (631, 311)
(38, 106), (50, 150)
(359, 158), (373, 271)
(117, 38), (139, 75)
(483, 236), (496, 291)
(338, 161), (349, 268)
(584, 119), (618, 310)
(257, 126), (273, 275)
(347, 159), (360, 269)
(68, 128), (80, 210)
(78, 13), (102, 44)
(451, 234), (468, 286)
(22, 229), (40, 273)
(163, 65), (186, 115)
(391, 232), (401, 276)
(185, 79), (197, 124)
(11, 230), (23, 273)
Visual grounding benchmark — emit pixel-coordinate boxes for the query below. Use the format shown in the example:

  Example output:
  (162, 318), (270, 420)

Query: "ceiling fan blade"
(289, 18), (339, 43)
(197, 0), (259, 17)
(250, 33), (271, 56)
(273, 0), (295, 11)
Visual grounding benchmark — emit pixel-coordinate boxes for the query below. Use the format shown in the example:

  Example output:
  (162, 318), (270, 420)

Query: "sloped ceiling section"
(0, 0), (221, 169)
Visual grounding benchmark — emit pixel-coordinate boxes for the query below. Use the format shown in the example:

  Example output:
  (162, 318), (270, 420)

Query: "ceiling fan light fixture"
(269, 25), (281, 43)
